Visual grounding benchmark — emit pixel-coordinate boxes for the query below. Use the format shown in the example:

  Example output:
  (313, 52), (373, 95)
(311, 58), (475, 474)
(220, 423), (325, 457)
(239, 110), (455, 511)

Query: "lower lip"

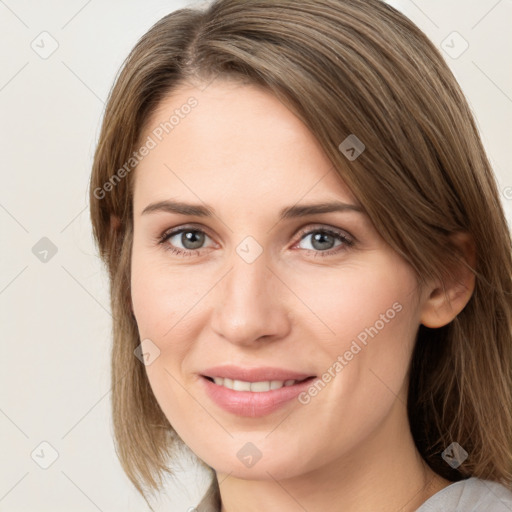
(200, 375), (316, 417)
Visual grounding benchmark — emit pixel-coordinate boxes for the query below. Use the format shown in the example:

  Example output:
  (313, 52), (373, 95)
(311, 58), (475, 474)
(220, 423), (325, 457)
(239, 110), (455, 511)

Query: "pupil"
(312, 232), (334, 250)
(182, 231), (204, 249)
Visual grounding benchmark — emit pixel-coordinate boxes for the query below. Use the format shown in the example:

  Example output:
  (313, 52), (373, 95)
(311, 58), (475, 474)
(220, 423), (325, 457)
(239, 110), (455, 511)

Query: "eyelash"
(156, 224), (355, 258)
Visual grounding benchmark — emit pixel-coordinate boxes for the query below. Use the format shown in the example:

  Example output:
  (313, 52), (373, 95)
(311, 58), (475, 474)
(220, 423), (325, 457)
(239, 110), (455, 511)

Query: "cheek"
(286, 257), (420, 426)
(287, 258), (418, 352)
(328, 263), (418, 403)
(130, 245), (203, 341)
(130, 249), (203, 426)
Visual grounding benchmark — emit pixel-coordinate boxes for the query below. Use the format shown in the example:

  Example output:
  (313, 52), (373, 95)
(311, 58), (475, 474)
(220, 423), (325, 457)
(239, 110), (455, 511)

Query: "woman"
(89, 0), (512, 510)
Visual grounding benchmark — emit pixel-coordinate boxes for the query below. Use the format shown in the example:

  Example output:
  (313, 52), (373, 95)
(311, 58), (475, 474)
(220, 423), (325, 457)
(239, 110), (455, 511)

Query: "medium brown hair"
(89, 0), (512, 506)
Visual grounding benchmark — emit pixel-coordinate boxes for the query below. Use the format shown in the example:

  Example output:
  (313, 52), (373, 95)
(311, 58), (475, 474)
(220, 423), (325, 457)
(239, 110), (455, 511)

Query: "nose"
(209, 249), (292, 347)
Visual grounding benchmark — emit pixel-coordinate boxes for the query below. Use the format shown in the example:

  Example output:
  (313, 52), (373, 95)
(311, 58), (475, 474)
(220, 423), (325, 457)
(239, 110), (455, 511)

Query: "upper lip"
(201, 365), (316, 382)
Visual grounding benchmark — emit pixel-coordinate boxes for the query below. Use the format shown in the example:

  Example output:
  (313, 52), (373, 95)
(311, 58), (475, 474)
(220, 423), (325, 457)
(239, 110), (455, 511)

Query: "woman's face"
(130, 79), (427, 480)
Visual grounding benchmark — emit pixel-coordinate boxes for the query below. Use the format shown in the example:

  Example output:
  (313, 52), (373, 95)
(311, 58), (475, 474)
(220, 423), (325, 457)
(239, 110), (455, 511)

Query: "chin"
(197, 442), (315, 481)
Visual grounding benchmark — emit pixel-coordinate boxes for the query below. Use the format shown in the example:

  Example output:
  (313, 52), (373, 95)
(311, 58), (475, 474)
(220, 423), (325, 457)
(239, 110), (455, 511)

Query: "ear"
(420, 232), (476, 328)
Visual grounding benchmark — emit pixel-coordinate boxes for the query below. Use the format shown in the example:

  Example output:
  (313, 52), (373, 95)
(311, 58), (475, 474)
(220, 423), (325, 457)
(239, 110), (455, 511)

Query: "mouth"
(202, 375), (315, 392)
(199, 371), (317, 417)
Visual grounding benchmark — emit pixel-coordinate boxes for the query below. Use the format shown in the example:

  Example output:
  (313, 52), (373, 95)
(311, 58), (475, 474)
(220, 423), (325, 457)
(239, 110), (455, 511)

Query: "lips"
(201, 365), (314, 382)
(199, 365), (317, 417)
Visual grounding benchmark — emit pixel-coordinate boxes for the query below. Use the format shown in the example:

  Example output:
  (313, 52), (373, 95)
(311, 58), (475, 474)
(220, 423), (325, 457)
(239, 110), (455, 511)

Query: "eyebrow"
(141, 199), (364, 220)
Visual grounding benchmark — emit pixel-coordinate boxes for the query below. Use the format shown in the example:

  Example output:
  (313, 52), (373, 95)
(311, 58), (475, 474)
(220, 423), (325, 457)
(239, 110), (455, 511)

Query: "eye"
(158, 226), (215, 256)
(157, 224), (354, 258)
(294, 226), (354, 257)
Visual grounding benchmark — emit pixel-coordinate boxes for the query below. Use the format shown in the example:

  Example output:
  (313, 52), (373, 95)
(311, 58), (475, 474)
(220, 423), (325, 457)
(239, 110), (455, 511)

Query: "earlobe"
(420, 232), (476, 328)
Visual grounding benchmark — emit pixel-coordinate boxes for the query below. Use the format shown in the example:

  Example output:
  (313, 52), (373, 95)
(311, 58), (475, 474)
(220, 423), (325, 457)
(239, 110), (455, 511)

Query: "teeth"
(233, 379), (251, 391)
(211, 377), (301, 392)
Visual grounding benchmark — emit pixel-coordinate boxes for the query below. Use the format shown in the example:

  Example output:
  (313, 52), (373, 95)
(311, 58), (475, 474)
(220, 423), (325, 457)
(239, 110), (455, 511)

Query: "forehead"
(132, 80), (357, 214)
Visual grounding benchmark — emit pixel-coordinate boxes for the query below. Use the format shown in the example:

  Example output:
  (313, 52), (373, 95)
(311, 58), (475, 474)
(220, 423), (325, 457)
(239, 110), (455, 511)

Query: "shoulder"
(416, 477), (512, 512)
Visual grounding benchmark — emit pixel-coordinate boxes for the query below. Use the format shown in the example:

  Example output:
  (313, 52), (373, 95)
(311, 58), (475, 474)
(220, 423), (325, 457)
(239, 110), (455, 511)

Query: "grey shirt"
(196, 477), (512, 511)
(415, 477), (512, 511)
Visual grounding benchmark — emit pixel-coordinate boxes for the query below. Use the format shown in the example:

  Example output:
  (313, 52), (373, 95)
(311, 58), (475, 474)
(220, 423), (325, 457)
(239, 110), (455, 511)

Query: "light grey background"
(1, 1), (511, 511)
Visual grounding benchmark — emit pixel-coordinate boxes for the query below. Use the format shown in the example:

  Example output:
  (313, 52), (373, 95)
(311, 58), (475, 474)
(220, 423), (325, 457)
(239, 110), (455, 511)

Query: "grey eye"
(169, 230), (209, 250)
(299, 231), (342, 251)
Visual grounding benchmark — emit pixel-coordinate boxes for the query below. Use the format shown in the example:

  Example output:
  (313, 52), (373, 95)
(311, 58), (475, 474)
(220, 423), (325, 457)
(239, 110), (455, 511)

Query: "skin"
(130, 79), (475, 512)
